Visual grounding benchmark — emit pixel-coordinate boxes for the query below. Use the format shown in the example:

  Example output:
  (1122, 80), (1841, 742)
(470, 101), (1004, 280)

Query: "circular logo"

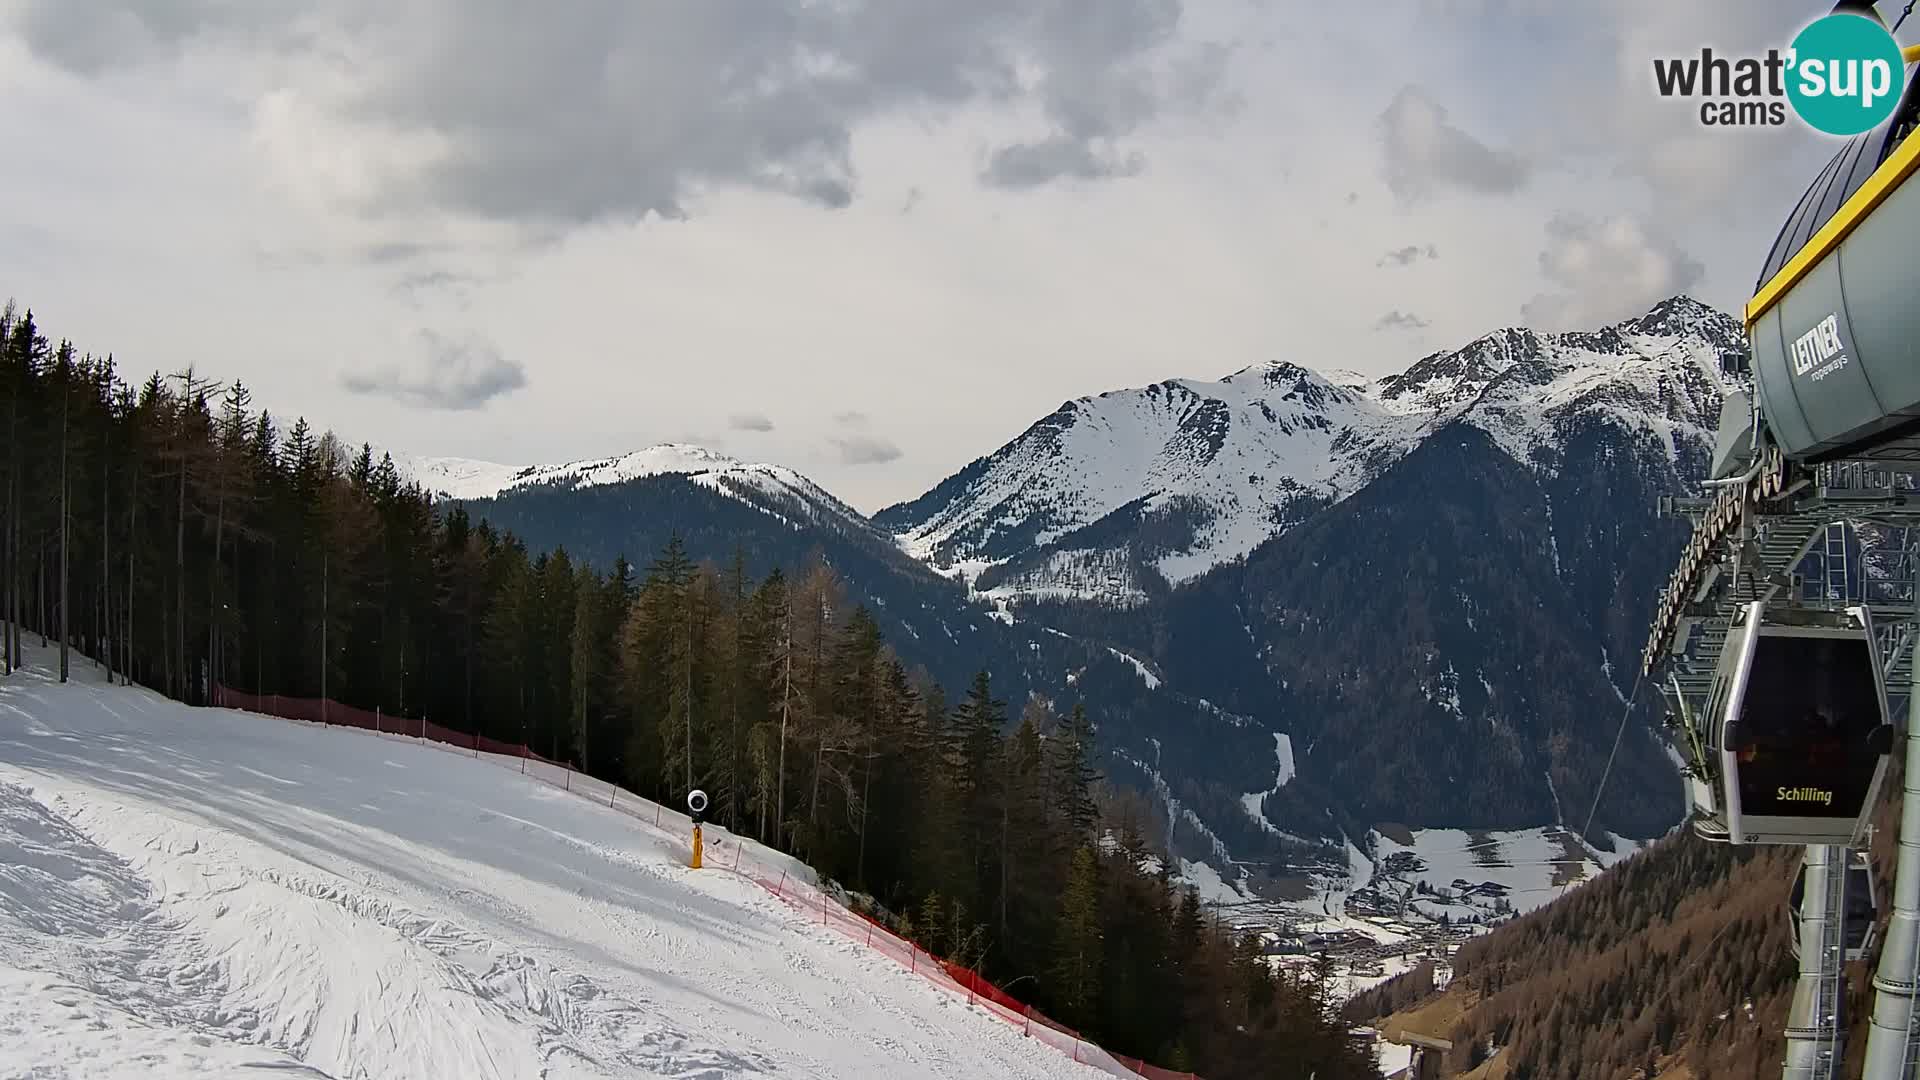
(1786, 13), (1907, 136)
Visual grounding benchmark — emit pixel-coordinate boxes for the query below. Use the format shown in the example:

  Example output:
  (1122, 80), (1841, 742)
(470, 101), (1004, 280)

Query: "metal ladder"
(1826, 523), (1852, 604)
(1786, 845), (1852, 1080)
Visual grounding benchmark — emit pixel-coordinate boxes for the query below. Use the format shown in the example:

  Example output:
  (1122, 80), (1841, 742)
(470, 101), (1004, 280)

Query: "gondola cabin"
(1703, 602), (1893, 845)
(1787, 850), (1879, 963)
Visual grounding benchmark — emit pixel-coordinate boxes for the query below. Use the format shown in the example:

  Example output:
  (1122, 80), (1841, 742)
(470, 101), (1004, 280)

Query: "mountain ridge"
(870, 295), (1734, 606)
(386, 295), (1735, 896)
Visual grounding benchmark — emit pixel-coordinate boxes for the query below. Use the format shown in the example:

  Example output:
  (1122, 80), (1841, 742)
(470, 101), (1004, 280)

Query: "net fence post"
(375, 706), (381, 734)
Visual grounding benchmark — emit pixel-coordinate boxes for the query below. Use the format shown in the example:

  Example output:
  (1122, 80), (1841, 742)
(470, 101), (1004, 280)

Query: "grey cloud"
(983, 136), (1146, 189)
(1379, 85), (1528, 199)
(0, 224), (57, 269)
(831, 435), (902, 465)
(1520, 211), (1704, 330)
(397, 269), (472, 294)
(1378, 244), (1439, 267)
(16, 1), (1222, 223)
(341, 329), (526, 410)
(364, 241), (439, 264)
(7, 0), (251, 73)
(833, 410), (869, 427)
(1373, 310), (1431, 331)
(728, 412), (776, 432)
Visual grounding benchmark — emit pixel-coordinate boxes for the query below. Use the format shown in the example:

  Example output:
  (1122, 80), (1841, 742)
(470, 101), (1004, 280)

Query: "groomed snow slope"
(0, 645), (1102, 1080)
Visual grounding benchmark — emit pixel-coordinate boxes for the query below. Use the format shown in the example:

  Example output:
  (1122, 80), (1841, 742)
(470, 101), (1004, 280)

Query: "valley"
(385, 294), (1737, 916)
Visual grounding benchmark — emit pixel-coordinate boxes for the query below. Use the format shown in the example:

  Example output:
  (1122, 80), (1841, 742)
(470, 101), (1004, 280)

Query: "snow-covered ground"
(0, 644), (1103, 1079)
(1370, 826), (1647, 915)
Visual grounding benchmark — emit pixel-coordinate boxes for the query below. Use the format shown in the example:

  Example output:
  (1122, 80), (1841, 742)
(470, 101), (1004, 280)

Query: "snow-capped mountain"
(395, 442), (836, 505)
(392, 443), (871, 534)
(877, 296), (1740, 602)
(374, 296), (1736, 892)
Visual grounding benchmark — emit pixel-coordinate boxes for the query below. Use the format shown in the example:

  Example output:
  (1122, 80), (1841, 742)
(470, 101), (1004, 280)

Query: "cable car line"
(1577, 669), (1645, 853)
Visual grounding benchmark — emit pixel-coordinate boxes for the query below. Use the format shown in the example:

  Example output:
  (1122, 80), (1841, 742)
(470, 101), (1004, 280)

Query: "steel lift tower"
(1640, 6), (1920, 1077)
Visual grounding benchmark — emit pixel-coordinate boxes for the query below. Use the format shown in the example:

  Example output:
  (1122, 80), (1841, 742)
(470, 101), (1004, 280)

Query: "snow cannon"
(1788, 849), (1880, 962)
(1689, 602), (1893, 846)
(1731, 38), (1920, 472)
(687, 789), (708, 869)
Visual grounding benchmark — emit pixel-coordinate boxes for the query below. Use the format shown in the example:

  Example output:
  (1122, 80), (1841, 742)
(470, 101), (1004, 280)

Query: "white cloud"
(1521, 212), (1705, 331)
(0, 1), (1839, 511)
(341, 330), (526, 410)
(831, 435), (903, 465)
(1379, 85), (1528, 199)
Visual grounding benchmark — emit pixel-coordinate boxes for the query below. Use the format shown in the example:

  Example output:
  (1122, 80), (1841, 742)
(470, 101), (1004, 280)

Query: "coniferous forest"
(0, 303), (1377, 1080)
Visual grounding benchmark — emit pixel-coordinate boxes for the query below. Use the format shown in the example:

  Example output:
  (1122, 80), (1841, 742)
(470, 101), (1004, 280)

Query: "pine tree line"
(0, 302), (1376, 1080)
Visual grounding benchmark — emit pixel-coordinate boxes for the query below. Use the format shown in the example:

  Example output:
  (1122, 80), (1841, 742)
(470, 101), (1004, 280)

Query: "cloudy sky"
(0, 0), (1864, 510)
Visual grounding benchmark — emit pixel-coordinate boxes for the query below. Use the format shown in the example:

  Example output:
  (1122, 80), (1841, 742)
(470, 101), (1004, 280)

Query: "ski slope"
(0, 644), (1104, 1079)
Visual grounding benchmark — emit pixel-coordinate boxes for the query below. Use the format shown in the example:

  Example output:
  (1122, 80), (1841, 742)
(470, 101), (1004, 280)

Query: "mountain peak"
(882, 297), (1741, 601)
(394, 442), (800, 502)
(1616, 294), (1740, 341)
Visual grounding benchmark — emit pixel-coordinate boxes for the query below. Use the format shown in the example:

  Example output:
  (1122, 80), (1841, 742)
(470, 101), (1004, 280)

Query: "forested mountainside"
(440, 454), (1345, 881)
(423, 296), (1734, 883)
(0, 301), (1375, 1080)
(1349, 777), (1905, 1080)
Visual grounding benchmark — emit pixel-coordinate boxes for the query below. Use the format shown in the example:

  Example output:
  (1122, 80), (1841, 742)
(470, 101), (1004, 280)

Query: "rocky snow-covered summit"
(875, 295), (1743, 602)
(391, 443), (869, 529)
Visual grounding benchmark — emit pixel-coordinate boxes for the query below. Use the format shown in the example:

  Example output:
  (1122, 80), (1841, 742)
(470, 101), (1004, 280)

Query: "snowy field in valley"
(1370, 825), (1649, 915)
(0, 644), (1105, 1079)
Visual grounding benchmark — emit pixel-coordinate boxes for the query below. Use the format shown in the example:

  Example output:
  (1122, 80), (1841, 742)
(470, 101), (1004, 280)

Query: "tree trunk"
(999, 774), (1010, 944)
(810, 740), (823, 830)
(99, 423), (109, 677)
(777, 598), (792, 848)
(858, 749), (873, 887)
(209, 489), (223, 697)
(321, 551), (328, 719)
(175, 459), (186, 702)
(5, 388), (17, 674)
(463, 578), (473, 731)
(126, 464), (137, 688)
(684, 599), (693, 798)
(2, 454), (11, 677)
(58, 384), (69, 682)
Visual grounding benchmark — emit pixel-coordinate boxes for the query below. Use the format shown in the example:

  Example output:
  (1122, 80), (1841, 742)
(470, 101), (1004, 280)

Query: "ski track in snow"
(0, 644), (1102, 1080)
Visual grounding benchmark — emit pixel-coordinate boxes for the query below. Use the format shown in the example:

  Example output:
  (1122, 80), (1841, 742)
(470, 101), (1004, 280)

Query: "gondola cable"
(1557, 668), (1646, 900)
(1894, 0), (1918, 32)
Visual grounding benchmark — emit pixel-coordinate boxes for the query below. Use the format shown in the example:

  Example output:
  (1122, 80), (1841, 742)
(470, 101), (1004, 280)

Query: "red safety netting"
(211, 683), (1202, 1080)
